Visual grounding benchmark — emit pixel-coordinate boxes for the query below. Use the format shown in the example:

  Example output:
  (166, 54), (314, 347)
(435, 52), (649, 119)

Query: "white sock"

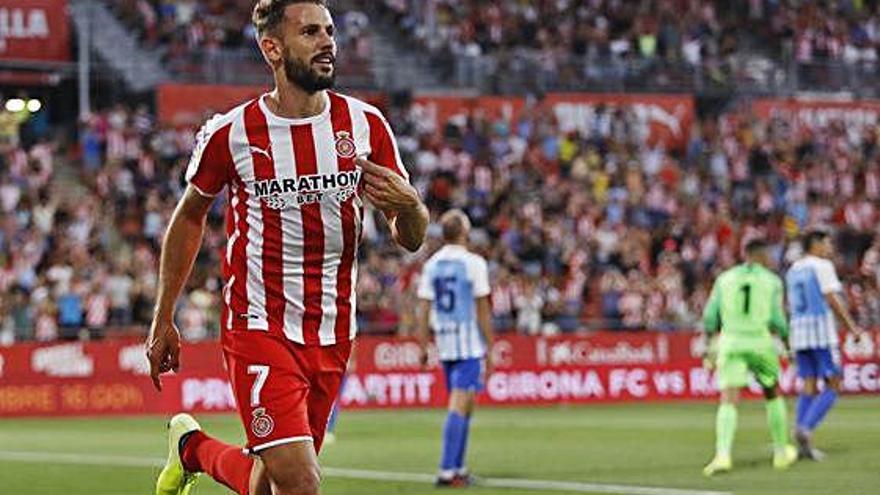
(439, 469), (456, 480)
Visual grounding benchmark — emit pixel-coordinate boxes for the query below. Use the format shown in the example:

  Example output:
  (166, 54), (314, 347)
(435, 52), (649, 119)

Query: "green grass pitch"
(0, 398), (877, 494)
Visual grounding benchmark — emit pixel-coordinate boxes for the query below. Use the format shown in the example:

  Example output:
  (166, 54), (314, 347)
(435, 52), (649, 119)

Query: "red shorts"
(222, 330), (351, 455)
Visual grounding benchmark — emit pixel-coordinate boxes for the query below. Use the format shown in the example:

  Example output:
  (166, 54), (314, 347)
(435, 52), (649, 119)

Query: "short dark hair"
(252, 0), (328, 36)
(803, 229), (830, 252)
(745, 238), (768, 256)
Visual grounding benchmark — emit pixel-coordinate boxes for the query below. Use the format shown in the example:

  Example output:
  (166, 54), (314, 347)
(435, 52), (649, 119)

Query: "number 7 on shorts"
(247, 365), (269, 407)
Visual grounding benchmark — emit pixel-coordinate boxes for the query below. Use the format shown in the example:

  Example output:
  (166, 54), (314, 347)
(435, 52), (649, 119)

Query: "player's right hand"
(145, 318), (182, 391)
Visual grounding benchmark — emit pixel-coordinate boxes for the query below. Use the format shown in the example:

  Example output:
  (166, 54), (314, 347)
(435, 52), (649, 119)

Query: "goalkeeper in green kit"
(701, 239), (797, 476)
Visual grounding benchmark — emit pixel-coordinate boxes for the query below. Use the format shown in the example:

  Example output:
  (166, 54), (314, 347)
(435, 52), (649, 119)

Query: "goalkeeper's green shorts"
(717, 348), (781, 390)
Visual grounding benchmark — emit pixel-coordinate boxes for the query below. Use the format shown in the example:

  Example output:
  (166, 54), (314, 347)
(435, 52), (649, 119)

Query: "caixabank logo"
(535, 338), (664, 367)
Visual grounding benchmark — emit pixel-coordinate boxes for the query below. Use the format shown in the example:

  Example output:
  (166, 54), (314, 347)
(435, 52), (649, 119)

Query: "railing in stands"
(153, 47), (880, 98)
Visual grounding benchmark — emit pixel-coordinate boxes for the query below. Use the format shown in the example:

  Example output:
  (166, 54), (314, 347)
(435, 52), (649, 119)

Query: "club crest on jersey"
(251, 407), (274, 438)
(335, 131), (356, 159)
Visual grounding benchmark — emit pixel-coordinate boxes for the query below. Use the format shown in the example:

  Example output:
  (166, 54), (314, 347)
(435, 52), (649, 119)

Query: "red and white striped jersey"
(186, 91), (409, 346)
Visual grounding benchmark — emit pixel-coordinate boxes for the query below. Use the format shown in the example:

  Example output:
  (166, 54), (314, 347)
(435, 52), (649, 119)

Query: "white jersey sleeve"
(470, 255), (491, 298)
(416, 260), (435, 300)
(185, 112), (233, 197)
(815, 259), (843, 294)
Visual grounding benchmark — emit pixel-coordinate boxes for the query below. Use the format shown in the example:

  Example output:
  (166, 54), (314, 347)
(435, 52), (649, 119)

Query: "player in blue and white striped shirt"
(785, 230), (864, 460)
(417, 210), (494, 487)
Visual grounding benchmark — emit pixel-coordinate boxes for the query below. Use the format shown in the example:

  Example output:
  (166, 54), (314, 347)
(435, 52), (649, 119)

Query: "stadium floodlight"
(27, 99), (42, 112)
(5, 98), (25, 112)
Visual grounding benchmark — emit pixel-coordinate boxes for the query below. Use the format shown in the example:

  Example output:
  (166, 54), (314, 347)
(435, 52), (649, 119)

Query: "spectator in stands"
(56, 280), (85, 338)
(515, 277), (544, 335)
(490, 267), (517, 331)
(0, 97), (33, 149)
(107, 264), (134, 326)
(34, 298), (58, 342)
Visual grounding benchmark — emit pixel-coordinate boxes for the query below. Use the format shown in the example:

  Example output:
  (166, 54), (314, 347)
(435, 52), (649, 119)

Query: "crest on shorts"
(251, 407), (275, 438)
(335, 131), (356, 159)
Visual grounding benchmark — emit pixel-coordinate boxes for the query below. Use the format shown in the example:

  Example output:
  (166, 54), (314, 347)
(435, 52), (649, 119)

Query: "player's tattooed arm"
(358, 158), (428, 252)
(146, 186), (214, 391)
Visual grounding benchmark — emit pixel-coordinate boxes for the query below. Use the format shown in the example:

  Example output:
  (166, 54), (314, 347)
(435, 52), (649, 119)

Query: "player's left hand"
(357, 158), (419, 213)
(145, 318), (182, 391)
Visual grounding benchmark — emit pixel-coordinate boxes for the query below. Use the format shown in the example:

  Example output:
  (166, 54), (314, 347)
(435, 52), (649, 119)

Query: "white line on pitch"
(482, 476), (731, 495)
(0, 451), (730, 495)
(0, 450), (166, 468)
(322, 467), (730, 495)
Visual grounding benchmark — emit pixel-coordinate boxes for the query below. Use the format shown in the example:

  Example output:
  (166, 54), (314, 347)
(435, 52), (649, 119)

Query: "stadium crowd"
(2, 90), (880, 343)
(384, 0), (729, 62)
(786, 0), (880, 65)
(382, 0), (880, 62)
(101, 0), (880, 93)
(3, 0), (880, 343)
(389, 95), (880, 335)
(110, 0), (374, 80)
(370, 0), (880, 90)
